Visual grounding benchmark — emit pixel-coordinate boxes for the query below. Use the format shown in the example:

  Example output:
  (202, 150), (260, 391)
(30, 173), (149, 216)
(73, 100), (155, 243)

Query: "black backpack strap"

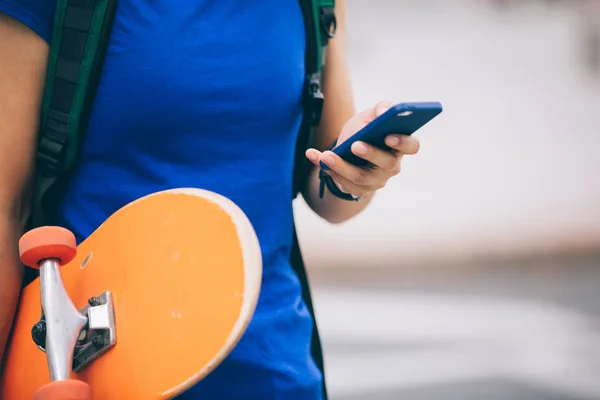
(291, 223), (329, 399)
(31, 0), (117, 229)
(293, 0), (337, 199)
(292, 1), (336, 399)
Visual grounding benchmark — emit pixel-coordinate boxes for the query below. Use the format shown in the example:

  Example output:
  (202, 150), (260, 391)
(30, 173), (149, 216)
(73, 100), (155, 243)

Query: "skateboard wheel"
(19, 226), (77, 269)
(34, 379), (92, 400)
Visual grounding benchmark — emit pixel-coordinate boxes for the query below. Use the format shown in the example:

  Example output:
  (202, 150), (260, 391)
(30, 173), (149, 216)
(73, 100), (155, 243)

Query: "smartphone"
(320, 101), (443, 169)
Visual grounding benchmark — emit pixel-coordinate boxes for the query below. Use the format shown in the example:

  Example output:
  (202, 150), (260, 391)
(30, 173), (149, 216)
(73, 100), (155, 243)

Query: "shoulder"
(0, 0), (56, 42)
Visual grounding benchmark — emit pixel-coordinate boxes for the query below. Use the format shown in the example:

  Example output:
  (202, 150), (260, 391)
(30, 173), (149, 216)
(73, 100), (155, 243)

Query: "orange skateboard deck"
(0, 188), (262, 399)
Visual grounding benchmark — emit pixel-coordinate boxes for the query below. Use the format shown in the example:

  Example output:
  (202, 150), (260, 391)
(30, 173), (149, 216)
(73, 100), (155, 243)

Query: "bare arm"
(301, 0), (421, 224)
(300, 0), (369, 223)
(0, 13), (49, 363)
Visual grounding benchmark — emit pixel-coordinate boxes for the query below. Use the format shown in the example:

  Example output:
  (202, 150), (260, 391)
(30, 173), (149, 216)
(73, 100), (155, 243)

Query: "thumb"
(337, 99), (395, 145)
(359, 99), (393, 124)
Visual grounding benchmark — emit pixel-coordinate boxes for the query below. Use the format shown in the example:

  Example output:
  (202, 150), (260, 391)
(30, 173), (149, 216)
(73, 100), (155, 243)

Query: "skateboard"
(0, 188), (262, 399)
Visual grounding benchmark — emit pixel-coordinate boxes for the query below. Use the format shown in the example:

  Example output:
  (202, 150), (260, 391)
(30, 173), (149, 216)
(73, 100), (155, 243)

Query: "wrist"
(303, 163), (374, 224)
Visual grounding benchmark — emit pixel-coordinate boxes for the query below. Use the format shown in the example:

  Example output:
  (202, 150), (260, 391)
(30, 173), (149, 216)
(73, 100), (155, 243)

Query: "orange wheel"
(19, 226), (77, 269)
(34, 379), (92, 400)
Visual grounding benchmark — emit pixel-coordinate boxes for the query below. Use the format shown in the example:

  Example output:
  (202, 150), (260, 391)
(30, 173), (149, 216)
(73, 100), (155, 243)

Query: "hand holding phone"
(306, 100), (442, 201)
(320, 101), (443, 170)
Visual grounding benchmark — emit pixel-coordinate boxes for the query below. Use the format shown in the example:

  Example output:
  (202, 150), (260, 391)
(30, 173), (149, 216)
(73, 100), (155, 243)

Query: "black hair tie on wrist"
(318, 139), (361, 201)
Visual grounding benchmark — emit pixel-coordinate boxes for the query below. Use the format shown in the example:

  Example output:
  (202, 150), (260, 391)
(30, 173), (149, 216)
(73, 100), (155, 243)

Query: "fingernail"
(307, 152), (318, 163)
(387, 135), (400, 146)
(323, 154), (336, 166)
(378, 104), (391, 116)
(354, 142), (368, 155)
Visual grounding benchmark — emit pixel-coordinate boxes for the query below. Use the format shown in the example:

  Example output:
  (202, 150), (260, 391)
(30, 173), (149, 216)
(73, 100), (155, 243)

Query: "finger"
(384, 134), (420, 155)
(355, 99), (394, 125)
(319, 151), (384, 191)
(305, 148), (322, 166)
(327, 171), (377, 196)
(321, 168), (376, 197)
(372, 99), (394, 120)
(351, 141), (401, 174)
(308, 148), (379, 194)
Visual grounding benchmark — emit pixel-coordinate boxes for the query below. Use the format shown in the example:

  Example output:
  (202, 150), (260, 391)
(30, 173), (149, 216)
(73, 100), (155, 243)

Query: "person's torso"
(52, 1), (323, 398)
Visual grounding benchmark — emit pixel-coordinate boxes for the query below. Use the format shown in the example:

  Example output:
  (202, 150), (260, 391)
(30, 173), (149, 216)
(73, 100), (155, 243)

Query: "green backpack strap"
(293, 0), (337, 198)
(30, 0), (117, 229)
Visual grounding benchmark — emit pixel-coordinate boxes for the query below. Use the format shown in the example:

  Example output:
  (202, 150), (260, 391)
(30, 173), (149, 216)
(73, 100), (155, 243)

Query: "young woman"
(0, 1), (421, 398)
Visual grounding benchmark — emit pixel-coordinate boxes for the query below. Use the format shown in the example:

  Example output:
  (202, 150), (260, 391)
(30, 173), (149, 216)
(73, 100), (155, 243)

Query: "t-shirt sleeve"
(0, 0), (57, 43)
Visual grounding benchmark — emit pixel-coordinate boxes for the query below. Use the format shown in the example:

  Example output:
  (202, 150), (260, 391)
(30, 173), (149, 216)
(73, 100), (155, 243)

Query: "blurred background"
(293, 0), (600, 399)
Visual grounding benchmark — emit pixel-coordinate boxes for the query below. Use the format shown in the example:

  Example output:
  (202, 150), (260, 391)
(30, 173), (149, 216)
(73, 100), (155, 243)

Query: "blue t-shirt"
(0, 1), (323, 398)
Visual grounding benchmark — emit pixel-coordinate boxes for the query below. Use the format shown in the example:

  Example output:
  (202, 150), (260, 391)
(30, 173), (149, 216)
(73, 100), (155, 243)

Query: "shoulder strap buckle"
(305, 74), (325, 126)
(36, 109), (71, 177)
(320, 6), (337, 40)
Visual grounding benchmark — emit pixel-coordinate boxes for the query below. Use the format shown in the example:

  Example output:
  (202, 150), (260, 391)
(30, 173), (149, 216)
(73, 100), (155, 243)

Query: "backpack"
(28, 0), (337, 398)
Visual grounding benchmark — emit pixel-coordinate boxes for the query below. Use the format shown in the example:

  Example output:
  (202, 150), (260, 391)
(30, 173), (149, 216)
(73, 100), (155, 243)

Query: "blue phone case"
(320, 101), (443, 170)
